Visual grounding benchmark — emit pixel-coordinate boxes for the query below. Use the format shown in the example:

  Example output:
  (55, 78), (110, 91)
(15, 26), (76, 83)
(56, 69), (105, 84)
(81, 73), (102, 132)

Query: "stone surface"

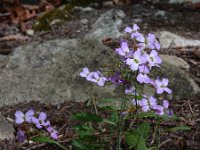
(0, 9), (126, 107)
(158, 31), (200, 49)
(144, 55), (200, 100)
(169, 0), (200, 4)
(0, 115), (15, 140)
(85, 9), (125, 42)
(159, 55), (200, 100)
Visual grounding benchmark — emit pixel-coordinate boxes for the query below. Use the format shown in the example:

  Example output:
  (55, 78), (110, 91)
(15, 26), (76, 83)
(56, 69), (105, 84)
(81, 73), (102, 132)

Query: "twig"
(158, 139), (172, 149)
(59, 123), (68, 133)
(175, 100), (190, 111)
(0, 12), (10, 17)
(187, 101), (195, 119)
(26, 143), (47, 150)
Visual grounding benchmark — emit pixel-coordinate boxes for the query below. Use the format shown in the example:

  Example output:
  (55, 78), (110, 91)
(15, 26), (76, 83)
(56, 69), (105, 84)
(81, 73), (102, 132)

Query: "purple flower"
(124, 24), (139, 33)
(163, 100), (169, 109)
(166, 109), (173, 117)
(137, 42), (146, 51)
(154, 105), (164, 115)
(137, 73), (151, 84)
(146, 50), (162, 67)
(126, 50), (146, 71)
(148, 96), (157, 108)
(155, 78), (172, 94)
(115, 41), (130, 57)
(139, 65), (150, 74)
(16, 130), (27, 142)
(131, 32), (145, 42)
(108, 72), (126, 85)
(147, 33), (160, 50)
(90, 71), (107, 86)
(32, 112), (50, 129)
(125, 86), (135, 94)
(137, 65), (151, 83)
(138, 98), (149, 112)
(80, 67), (89, 78)
(80, 67), (94, 81)
(15, 109), (34, 124)
(47, 126), (58, 140)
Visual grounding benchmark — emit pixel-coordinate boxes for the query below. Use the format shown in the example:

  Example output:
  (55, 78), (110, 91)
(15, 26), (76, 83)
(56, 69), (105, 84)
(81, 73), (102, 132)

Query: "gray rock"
(73, 6), (94, 12)
(158, 31), (200, 49)
(102, 1), (114, 7)
(169, 0), (200, 4)
(0, 115), (14, 140)
(155, 10), (166, 17)
(143, 55), (200, 100)
(85, 9), (125, 42)
(159, 55), (200, 100)
(0, 39), (121, 106)
(80, 19), (89, 25)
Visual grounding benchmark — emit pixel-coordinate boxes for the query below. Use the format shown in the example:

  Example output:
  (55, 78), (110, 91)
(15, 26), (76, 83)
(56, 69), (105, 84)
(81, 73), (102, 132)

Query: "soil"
(0, 0), (200, 150)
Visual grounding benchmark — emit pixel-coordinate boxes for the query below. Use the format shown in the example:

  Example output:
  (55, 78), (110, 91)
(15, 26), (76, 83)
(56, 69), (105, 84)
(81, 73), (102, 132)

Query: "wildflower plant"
(78, 24), (174, 149)
(14, 109), (66, 149)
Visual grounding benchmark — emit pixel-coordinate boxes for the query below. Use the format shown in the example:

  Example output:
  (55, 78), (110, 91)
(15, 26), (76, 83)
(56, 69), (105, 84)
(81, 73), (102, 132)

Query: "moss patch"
(33, 8), (70, 31)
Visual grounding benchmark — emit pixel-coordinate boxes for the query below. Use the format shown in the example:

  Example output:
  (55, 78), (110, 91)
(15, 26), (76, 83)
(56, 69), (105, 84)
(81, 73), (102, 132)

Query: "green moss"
(33, 0), (104, 31)
(33, 8), (70, 31)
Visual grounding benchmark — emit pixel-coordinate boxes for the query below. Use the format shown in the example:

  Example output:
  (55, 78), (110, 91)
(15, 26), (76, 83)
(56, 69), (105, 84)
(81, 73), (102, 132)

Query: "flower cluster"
(80, 67), (107, 86)
(15, 109), (58, 140)
(80, 24), (172, 116)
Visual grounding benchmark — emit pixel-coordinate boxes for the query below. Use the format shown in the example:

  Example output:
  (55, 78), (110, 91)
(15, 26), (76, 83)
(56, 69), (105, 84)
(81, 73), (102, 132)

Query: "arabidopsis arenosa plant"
(15, 109), (58, 140)
(80, 23), (172, 116)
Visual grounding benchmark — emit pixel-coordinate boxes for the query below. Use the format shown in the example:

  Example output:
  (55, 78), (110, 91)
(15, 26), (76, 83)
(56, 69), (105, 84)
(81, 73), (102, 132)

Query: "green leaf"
(71, 139), (88, 150)
(99, 98), (116, 103)
(71, 138), (104, 150)
(31, 136), (67, 150)
(100, 105), (121, 111)
(127, 112), (177, 120)
(126, 123), (150, 150)
(103, 119), (117, 126)
(165, 125), (191, 132)
(75, 125), (93, 138)
(72, 112), (103, 122)
(137, 122), (150, 140)
(126, 132), (148, 150)
(108, 112), (119, 124)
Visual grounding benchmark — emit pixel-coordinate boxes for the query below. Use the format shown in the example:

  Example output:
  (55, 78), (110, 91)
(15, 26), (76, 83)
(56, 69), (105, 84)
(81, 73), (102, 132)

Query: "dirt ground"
(0, 0), (199, 150)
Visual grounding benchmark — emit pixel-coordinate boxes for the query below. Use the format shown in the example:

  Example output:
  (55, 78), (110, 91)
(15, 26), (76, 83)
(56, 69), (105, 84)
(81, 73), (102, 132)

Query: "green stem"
(117, 98), (126, 150)
(156, 116), (161, 149)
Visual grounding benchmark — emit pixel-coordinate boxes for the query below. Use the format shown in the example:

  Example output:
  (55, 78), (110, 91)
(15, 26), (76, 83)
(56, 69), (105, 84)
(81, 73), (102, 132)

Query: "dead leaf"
(0, 34), (28, 42)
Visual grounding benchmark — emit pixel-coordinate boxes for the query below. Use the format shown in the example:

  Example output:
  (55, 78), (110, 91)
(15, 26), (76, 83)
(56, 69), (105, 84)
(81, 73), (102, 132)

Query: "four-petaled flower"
(32, 112), (50, 129)
(124, 24), (139, 33)
(147, 33), (160, 50)
(115, 41), (130, 57)
(89, 71), (107, 86)
(15, 110), (58, 140)
(155, 78), (172, 94)
(15, 109), (34, 124)
(47, 126), (58, 140)
(126, 50), (146, 71)
(137, 65), (151, 83)
(145, 50), (162, 67)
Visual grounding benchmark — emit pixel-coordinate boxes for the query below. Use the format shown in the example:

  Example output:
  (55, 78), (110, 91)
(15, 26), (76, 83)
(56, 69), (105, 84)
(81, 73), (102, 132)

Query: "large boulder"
(0, 115), (14, 140)
(159, 55), (200, 100)
(0, 9), (125, 107)
(158, 31), (200, 49)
